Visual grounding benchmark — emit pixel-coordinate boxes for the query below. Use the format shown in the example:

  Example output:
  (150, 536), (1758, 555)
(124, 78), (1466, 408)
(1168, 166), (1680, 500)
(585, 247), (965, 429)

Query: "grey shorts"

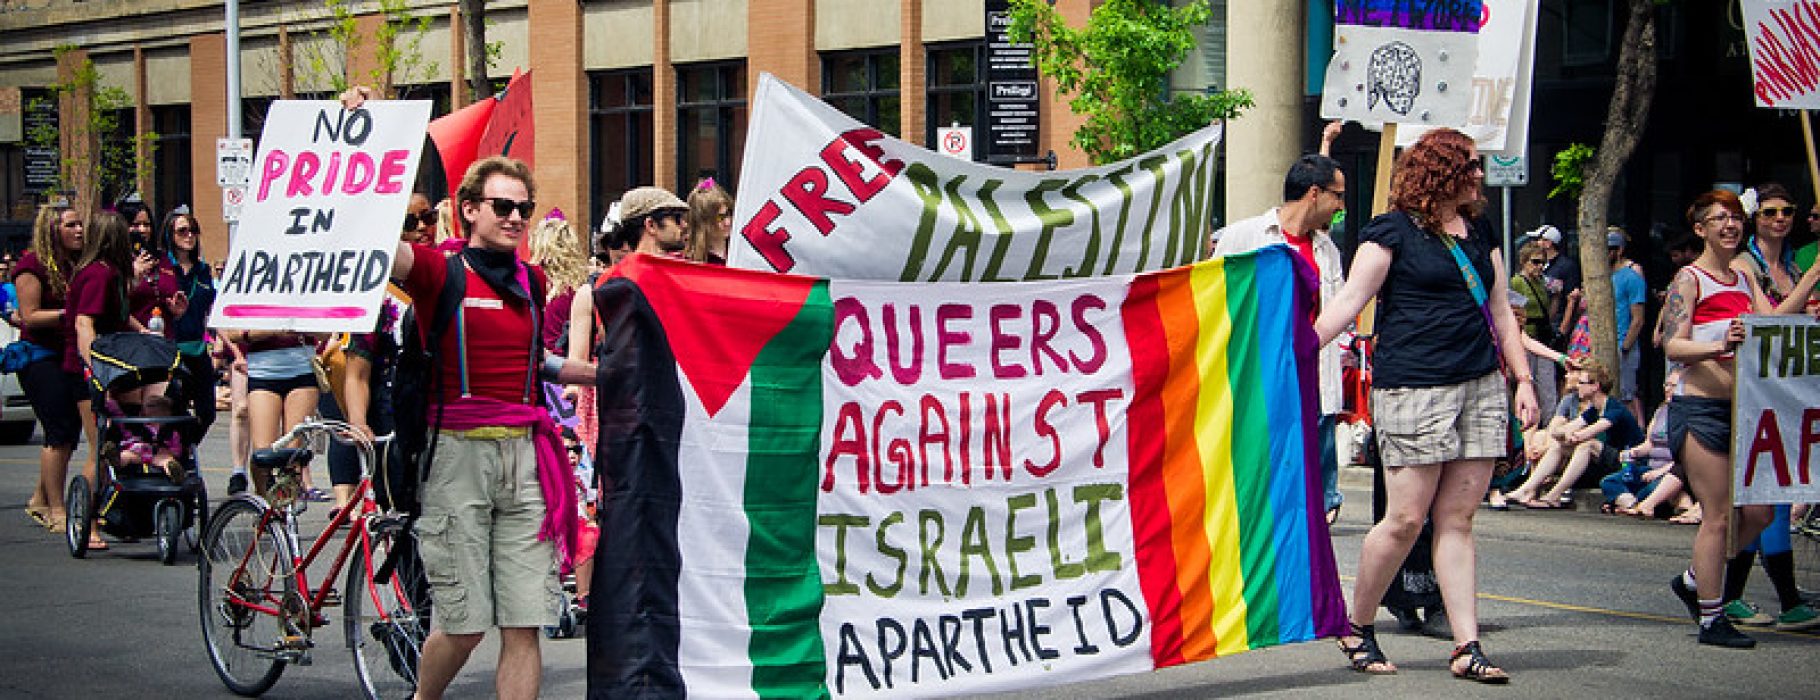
(416, 432), (561, 635)
(1370, 371), (1508, 467)
(1615, 344), (1641, 402)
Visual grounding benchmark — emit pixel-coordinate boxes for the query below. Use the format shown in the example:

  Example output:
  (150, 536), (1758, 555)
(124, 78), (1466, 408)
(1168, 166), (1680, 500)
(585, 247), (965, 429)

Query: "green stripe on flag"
(745, 280), (834, 698)
(1222, 257), (1281, 646)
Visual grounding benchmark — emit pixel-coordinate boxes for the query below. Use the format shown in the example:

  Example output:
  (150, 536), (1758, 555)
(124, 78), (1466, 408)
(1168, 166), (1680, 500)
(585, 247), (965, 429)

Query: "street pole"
(1502, 185), (1513, 270)
(225, 0), (241, 243)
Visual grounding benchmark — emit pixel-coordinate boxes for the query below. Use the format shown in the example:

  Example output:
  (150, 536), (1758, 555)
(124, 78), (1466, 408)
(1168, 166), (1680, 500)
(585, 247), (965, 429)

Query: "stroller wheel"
(66, 476), (92, 559)
(156, 499), (183, 565)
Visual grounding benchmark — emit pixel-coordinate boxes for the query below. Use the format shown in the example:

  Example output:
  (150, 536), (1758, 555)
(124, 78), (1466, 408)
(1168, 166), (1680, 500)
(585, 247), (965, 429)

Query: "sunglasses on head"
(480, 197), (535, 219)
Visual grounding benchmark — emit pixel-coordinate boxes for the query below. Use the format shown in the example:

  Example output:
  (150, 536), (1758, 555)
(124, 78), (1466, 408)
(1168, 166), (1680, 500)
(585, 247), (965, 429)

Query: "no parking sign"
(936, 124), (972, 160)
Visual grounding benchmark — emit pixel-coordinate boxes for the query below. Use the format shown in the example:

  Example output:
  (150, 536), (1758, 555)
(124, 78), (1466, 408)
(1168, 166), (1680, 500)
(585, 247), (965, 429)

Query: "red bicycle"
(197, 417), (427, 699)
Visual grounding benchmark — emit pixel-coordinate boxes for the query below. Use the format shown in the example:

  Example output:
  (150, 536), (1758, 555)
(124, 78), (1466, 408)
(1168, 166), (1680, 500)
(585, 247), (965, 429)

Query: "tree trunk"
(460, 0), (489, 103)
(1576, 0), (1657, 377)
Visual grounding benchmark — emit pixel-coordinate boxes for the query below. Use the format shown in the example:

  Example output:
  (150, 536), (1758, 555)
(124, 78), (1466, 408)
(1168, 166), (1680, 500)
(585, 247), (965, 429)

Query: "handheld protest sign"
(211, 100), (432, 332)
(1742, 1), (1820, 203)
(1732, 316), (1820, 506)
(1320, 1), (1483, 129)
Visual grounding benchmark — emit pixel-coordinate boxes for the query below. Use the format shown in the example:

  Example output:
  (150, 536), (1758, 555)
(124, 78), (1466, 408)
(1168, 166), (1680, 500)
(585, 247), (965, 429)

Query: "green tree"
(25, 46), (156, 213)
(1006, 0), (1252, 165)
(1571, 0), (1662, 377)
(298, 0), (437, 98)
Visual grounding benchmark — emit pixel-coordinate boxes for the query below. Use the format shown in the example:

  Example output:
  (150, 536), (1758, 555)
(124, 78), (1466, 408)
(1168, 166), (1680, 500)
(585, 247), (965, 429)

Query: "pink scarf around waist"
(435, 396), (579, 567)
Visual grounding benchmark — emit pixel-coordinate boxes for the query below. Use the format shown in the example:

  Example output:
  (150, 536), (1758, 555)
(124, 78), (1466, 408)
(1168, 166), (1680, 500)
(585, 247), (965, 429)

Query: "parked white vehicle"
(0, 321), (40, 444)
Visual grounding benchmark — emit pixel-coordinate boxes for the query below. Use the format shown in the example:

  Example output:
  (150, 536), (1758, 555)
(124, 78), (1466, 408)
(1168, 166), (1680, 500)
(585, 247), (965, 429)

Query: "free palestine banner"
(728, 74), (1224, 282)
(586, 246), (1347, 698)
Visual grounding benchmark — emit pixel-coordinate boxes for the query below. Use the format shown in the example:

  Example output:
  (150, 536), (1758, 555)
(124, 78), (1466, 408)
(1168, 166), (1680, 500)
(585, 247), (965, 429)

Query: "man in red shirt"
(389, 156), (595, 700)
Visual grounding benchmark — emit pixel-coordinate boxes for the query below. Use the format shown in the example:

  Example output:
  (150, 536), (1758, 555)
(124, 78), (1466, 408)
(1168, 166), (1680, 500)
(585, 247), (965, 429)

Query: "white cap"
(1534, 225), (1562, 244)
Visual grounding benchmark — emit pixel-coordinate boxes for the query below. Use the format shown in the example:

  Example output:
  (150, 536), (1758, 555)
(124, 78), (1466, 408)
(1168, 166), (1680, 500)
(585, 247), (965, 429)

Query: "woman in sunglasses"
(1662, 189), (1820, 649)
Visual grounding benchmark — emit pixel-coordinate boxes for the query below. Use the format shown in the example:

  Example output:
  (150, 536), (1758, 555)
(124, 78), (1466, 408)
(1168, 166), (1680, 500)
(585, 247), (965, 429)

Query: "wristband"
(1554, 354), (1568, 366)
(539, 354), (567, 383)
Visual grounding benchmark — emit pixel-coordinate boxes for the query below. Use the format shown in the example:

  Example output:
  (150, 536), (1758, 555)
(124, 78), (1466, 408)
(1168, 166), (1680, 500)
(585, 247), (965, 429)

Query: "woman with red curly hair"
(1314, 128), (1539, 683)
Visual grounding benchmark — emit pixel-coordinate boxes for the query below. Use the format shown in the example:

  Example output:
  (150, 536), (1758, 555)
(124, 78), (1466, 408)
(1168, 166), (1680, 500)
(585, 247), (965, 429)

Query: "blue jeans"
(1319, 414), (1342, 512)
(1599, 463), (1660, 504)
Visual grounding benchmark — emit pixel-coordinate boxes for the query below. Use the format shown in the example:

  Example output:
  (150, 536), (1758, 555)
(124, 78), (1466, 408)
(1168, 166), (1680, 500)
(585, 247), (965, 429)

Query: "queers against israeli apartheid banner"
(212, 100), (431, 332)
(587, 246), (1347, 698)
(728, 74), (1223, 282)
(1733, 316), (1820, 505)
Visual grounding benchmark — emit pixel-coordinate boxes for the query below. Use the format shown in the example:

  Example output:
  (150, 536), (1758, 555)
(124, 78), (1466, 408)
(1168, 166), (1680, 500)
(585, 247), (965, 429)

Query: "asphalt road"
(0, 427), (1815, 699)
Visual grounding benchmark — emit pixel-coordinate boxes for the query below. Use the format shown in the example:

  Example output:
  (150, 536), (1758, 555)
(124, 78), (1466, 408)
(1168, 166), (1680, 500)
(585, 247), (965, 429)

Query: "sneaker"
(1669, 574), (1700, 622)
(227, 472), (248, 495)
(1723, 600), (1774, 626)
(1697, 616), (1757, 648)
(1774, 604), (1820, 632)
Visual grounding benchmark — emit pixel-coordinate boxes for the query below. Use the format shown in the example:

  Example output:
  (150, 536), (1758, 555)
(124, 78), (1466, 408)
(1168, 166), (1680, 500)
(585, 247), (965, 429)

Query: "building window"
(926, 42), (986, 159)
(590, 68), (655, 231)
(822, 49), (900, 137)
(677, 61), (746, 196)
(150, 105), (192, 214)
(1562, 0), (1613, 67)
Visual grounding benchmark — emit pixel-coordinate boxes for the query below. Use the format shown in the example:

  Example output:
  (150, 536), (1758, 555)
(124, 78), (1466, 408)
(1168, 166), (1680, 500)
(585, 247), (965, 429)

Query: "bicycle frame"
(220, 475), (380, 622)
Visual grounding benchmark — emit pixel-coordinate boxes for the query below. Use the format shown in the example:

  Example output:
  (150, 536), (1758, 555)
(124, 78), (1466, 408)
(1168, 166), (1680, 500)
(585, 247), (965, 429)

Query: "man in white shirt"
(1212, 153), (1348, 523)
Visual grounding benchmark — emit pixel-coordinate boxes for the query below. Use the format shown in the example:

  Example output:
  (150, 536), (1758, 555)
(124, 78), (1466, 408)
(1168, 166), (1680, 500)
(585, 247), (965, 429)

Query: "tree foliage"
(1548, 142), (1594, 200)
(300, 0), (437, 98)
(25, 45), (156, 211)
(1006, 0), (1252, 165)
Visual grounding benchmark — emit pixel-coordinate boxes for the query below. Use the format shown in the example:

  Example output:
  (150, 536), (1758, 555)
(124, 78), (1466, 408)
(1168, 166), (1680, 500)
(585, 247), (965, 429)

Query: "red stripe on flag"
(1121, 273), (1187, 666)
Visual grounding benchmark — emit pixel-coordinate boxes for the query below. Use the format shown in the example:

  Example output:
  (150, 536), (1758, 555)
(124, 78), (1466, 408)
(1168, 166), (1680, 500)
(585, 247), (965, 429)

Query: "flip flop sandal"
(1450, 641), (1510, 684)
(25, 505), (50, 529)
(1338, 623), (1396, 675)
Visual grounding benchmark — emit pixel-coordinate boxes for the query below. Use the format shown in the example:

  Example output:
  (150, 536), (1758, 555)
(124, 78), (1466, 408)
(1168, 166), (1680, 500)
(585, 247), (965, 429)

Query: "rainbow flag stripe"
(1123, 249), (1348, 664)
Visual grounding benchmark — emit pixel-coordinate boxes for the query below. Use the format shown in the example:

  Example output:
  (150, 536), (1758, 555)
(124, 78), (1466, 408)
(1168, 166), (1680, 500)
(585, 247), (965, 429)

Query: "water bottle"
(148, 308), (165, 335)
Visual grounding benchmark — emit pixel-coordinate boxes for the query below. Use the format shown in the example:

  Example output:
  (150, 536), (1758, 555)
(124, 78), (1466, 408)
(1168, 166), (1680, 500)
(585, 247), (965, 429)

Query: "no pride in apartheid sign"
(211, 100), (431, 332)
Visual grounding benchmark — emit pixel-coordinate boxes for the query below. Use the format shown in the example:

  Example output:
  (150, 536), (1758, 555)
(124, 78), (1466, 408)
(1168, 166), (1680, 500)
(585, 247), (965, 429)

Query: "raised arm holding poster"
(1733, 316), (1820, 506)
(211, 100), (432, 333)
(728, 74), (1222, 282)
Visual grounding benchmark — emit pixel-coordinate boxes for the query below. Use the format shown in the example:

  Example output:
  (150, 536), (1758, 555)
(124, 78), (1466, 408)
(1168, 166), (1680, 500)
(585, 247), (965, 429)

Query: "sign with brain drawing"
(1320, 1), (1482, 128)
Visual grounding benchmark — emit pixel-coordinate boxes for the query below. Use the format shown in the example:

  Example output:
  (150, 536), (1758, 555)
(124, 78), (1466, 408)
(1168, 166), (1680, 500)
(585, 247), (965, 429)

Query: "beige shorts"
(1370, 371), (1508, 467)
(416, 432), (561, 635)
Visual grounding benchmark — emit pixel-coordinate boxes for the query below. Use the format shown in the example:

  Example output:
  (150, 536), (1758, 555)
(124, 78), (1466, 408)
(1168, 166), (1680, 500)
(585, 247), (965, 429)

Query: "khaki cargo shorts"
(1370, 371), (1508, 468)
(416, 432), (560, 635)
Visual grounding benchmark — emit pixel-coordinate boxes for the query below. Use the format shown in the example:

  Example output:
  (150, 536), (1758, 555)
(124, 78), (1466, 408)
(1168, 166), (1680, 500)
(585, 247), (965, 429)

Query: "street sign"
(221, 185), (247, 223)
(1486, 154), (1527, 187)
(216, 137), (253, 188)
(936, 125), (972, 160)
(984, 0), (1041, 164)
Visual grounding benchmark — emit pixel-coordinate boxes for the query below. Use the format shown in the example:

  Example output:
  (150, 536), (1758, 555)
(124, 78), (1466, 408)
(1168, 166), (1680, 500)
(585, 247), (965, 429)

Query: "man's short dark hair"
(1283, 154), (1342, 203)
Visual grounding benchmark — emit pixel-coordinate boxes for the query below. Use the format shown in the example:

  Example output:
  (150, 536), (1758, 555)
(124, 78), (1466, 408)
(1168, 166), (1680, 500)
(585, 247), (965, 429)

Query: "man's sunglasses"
(479, 197), (535, 219)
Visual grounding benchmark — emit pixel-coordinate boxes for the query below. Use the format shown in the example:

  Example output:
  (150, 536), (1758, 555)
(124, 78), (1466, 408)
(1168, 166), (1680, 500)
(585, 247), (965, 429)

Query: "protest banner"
(211, 100), (431, 332)
(727, 74), (1223, 282)
(1320, 0), (1483, 128)
(1390, 0), (1536, 157)
(587, 246), (1347, 697)
(1733, 315), (1820, 506)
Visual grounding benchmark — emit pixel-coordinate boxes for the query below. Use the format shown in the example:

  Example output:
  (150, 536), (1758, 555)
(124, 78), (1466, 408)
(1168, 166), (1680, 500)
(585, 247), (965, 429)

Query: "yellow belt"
(448, 426), (530, 441)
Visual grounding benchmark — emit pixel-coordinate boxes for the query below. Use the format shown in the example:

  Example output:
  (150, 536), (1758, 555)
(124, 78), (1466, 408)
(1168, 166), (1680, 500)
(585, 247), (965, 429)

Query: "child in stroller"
(115, 395), (187, 481)
(65, 332), (207, 564)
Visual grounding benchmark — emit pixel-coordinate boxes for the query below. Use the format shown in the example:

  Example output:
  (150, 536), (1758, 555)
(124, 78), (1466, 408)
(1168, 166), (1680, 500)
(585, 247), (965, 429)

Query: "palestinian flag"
(588, 246), (1346, 698)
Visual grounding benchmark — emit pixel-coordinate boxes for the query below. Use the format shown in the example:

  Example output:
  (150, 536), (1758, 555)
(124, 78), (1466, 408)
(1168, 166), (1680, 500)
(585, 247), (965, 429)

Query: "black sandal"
(1337, 623), (1395, 674)
(1450, 640), (1510, 684)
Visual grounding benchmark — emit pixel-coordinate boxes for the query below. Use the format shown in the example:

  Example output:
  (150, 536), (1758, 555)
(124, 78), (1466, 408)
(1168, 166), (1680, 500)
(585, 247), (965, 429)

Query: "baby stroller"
(65, 332), (208, 565)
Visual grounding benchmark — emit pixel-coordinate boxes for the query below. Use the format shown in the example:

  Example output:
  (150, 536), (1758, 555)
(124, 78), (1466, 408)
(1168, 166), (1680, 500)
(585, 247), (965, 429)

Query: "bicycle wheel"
(198, 498), (293, 696)
(346, 519), (430, 700)
(1795, 506), (1820, 600)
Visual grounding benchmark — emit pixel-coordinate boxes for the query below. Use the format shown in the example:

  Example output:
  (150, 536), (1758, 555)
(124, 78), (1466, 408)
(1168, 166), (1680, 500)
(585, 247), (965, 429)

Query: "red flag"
(478, 69), (534, 167)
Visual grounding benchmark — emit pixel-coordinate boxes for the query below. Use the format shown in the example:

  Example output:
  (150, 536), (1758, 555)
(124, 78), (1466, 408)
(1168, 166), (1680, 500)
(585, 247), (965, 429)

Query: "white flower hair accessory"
(1740, 187), (1760, 217)
(599, 201), (622, 234)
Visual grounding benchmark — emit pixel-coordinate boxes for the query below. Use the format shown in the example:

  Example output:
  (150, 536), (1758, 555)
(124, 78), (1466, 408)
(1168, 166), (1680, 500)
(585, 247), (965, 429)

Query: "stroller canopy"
(88, 333), (183, 393)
